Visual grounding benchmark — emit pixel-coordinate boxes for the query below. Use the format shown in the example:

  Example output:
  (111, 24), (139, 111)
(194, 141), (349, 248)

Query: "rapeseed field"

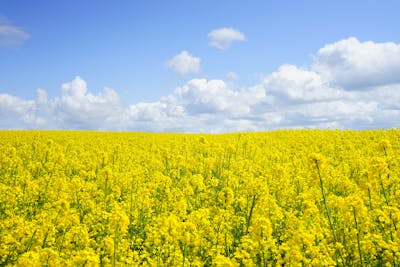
(0, 130), (399, 266)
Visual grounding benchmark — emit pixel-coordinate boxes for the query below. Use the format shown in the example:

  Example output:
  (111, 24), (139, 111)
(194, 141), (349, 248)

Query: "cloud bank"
(1, 37), (400, 132)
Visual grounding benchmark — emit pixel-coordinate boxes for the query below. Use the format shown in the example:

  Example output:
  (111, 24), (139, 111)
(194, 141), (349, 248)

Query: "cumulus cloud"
(166, 51), (201, 75)
(313, 37), (400, 89)
(172, 78), (264, 116)
(1, 37), (400, 132)
(0, 77), (123, 130)
(208, 28), (246, 49)
(263, 64), (344, 102)
(0, 17), (30, 47)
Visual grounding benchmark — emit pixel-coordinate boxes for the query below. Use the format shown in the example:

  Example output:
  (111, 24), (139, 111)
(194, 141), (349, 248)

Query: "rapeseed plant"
(0, 130), (399, 266)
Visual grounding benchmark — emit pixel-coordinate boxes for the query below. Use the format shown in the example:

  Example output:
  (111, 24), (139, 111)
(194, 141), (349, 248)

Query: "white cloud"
(0, 17), (30, 47)
(313, 37), (400, 89)
(226, 72), (238, 80)
(208, 28), (246, 49)
(263, 64), (344, 102)
(0, 94), (36, 127)
(166, 51), (201, 75)
(0, 77), (123, 130)
(173, 79), (236, 113)
(2, 37), (400, 132)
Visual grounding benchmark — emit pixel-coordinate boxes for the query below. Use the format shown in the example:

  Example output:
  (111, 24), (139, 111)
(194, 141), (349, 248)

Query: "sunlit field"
(0, 130), (399, 266)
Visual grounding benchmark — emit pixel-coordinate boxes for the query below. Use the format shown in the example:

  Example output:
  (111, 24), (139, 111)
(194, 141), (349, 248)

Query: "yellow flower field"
(0, 130), (399, 266)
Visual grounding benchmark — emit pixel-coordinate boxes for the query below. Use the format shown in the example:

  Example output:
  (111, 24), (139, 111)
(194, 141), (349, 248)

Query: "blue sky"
(1, 1), (400, 132)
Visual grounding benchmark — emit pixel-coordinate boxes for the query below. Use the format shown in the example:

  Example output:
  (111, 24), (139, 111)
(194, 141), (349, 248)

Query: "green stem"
(246, 195), (258, 234)
(367, 187), (373, 210)
(353, 207), (363, 267)
(316, 165), (336, 241)
(113, 225), (119, 267)
(316, 164), (345, 266)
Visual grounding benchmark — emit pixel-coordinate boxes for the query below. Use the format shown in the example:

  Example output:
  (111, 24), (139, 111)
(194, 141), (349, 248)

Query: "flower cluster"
(0, 129), (399, 266)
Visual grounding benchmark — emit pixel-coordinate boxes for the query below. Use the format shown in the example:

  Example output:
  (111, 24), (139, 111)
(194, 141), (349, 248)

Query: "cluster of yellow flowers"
(0, 130), (399, 266)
